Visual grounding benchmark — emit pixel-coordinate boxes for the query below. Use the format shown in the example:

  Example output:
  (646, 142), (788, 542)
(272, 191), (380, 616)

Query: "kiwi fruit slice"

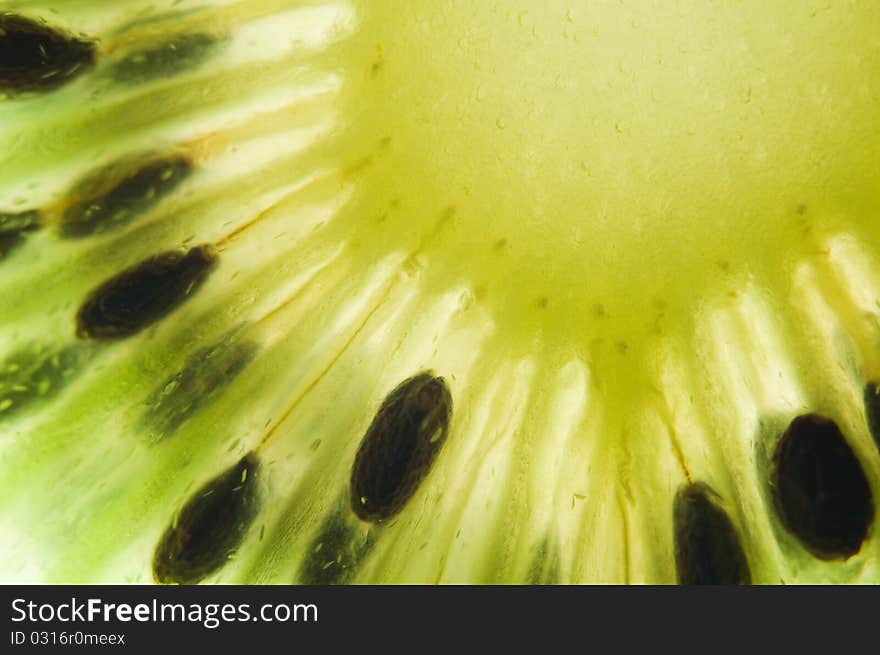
(1, 1), (879, 585)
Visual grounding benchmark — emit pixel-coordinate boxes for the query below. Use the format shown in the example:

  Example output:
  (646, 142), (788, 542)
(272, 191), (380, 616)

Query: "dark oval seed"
(0, 342), (95, 423)
(350, 372), (452, 523)
(153, 453), (261, 585)
(771, 413), (874, 560)
(673, 482), (751, 585)
(299, 505), (375, 584)
(141, 332), (258, 441)
(61, 155), (193, 238)
(0, 14), (96, 95)
(0, 210), (40, 259)
(109, 33), (216, 85)
(76, 245), (216, 340)
(0, 231), (23, 259)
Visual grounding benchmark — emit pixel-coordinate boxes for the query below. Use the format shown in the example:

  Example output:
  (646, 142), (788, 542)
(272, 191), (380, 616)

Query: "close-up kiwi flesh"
(0, 0), (879, 586)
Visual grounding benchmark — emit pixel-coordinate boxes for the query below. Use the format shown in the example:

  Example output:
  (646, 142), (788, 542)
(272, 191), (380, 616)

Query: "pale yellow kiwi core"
(2, 0), (880, 585)
(341, 1), (880, 350)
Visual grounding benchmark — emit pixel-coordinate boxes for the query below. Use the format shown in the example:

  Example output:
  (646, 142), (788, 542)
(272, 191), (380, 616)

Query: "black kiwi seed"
(771, 413), (874, 560)
(299, 505), (375, 584)
(863, 382), (880, 453)
(140, 332), (258, 441)
(108, 33), (216, 85)
(0, 342), (95, 423)
(350, 372), (452, 523)
(0, 14), (96, 95)
(0, 210), (40, 259)
(673, 482), (751, 585)
(76, 245), (217, 341)
(153, 453), (261, 585)
(0, 231), (24, 258)
(60, 155), (193, 238)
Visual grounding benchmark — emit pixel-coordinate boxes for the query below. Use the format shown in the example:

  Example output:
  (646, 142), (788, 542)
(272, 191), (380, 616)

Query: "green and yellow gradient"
(0, 0), (879, 583)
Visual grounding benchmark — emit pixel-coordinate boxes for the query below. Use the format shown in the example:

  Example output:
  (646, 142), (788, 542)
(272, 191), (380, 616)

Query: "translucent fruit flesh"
(0, 0), (878, 584)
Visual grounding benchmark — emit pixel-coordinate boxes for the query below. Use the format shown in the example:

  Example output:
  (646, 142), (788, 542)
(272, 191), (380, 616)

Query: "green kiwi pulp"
(1, 1), (879, 585)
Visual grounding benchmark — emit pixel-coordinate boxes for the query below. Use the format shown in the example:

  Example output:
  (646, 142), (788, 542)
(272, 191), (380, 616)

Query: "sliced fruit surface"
(0, 0), (879, 584)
